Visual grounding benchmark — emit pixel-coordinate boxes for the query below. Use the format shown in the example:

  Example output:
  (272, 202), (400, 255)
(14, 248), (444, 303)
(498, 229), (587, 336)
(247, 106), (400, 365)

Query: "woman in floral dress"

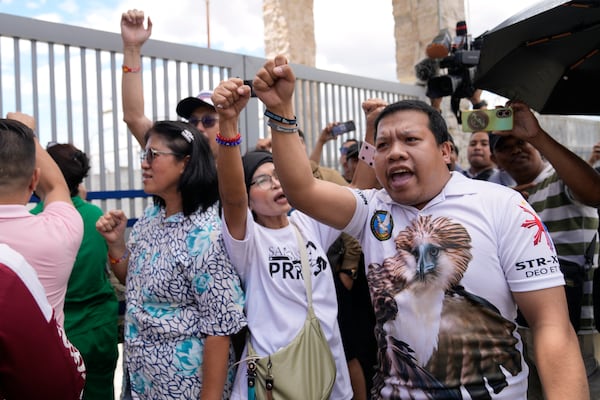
(96, 120), (246, 399)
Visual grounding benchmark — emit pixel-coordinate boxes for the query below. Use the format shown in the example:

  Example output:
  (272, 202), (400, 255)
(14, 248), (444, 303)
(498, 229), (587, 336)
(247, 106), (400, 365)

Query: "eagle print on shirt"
(368, 215), (521, 400)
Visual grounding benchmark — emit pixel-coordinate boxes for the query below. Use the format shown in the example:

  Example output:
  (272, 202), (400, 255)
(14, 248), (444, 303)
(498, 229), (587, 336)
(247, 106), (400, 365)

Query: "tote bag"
(246, 224), (336, 400)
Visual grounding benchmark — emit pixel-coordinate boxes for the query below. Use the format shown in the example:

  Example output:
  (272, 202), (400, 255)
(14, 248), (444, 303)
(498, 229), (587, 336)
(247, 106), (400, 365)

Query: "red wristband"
(122, 65), (141, 73)
(108, 249), (130, 265)
(216, 132), (242, 144)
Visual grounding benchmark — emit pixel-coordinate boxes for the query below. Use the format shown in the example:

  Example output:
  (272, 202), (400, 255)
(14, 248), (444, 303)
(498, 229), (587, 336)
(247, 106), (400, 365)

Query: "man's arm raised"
(253, 56), (355, 230)
(507, 101), (600, 207)
(6, 112), (71, 206)
(350, 98), (386, 190)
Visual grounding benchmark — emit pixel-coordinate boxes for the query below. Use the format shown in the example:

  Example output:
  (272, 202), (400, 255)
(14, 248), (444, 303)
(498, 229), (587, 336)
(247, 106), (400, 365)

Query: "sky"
(0, 0), (543, 86)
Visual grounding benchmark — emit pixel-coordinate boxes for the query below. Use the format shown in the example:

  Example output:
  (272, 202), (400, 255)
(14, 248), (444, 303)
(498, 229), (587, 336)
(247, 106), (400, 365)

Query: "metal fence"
(0, 12), (424, 218)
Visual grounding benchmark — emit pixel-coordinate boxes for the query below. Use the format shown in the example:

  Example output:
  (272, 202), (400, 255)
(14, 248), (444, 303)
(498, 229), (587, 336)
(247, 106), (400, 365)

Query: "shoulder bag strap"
(291, 223), (313, 309)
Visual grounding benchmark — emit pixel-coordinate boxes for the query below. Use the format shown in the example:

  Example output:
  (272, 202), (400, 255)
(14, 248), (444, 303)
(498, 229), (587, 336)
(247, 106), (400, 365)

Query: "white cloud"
(58, 0), (79, 14)
(466, 0), (541, 37)
(313, 0), (396, 80)
(24, 1), (42, 10)
(5, 0), (544, 83)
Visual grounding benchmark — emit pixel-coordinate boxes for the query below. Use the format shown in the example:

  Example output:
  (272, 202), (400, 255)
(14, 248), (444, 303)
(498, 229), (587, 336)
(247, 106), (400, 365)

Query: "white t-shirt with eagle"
(342, 172), (564, 400)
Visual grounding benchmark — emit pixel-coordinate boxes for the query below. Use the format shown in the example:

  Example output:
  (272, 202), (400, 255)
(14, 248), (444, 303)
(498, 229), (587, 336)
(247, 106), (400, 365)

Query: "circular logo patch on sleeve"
(370, 210), (393, 241)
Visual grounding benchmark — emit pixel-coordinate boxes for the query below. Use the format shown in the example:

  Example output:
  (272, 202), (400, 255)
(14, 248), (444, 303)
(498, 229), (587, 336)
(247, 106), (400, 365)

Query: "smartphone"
(461, 107), (513, 132)
(331, 120), (356, 136)
(243, 80), (257, 97)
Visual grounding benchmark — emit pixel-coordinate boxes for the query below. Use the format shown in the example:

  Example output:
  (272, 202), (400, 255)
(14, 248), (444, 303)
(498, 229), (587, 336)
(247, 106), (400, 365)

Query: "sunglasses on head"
(188, 115), (218, 128)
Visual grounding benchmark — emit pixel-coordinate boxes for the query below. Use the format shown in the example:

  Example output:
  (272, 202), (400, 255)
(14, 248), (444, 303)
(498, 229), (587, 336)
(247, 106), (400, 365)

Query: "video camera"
(416, 21), (482, 121)
(427, 52), (479, 100)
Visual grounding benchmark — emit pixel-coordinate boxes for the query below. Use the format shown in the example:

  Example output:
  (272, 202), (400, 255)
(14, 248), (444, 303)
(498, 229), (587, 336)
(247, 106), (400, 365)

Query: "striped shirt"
(527, 163), (599, 333)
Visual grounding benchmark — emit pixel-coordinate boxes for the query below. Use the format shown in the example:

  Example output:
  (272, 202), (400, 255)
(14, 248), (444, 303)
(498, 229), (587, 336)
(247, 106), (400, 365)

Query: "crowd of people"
(2, 8), (600, 400)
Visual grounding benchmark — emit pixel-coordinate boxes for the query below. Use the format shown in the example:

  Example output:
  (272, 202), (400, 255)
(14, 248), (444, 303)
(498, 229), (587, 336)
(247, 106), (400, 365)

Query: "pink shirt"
(0, 201), (83, 326)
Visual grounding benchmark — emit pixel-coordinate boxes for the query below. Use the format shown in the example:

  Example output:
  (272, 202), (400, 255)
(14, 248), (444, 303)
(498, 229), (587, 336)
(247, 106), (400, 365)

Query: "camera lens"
(496, 109), (512, 118)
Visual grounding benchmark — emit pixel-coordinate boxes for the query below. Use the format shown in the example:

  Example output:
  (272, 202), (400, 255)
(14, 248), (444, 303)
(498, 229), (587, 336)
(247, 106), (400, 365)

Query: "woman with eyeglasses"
(95, 120), (246, 400)
(211, 80), (352, 399)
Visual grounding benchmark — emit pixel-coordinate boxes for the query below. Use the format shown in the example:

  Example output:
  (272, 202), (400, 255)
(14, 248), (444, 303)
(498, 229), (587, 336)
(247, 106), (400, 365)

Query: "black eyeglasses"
(250, 172), (279, 190)
(188, 114), (219, 128)
(139, 148), (182, 164)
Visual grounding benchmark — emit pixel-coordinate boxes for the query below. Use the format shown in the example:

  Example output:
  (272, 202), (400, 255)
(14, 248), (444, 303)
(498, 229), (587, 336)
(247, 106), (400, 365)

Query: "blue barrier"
(87, 190), (151, 227)
(31, 190), (151, 227)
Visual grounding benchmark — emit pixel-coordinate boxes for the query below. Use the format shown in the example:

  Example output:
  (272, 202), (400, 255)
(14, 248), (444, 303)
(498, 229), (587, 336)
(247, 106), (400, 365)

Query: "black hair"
(0, 119), (36, 189)
(242, 150), (273, 193)
(448, 134), (459, 155)
(46, 143), (91, 197)
(374, 99), (449, 144)
(144, 120), (219, 216)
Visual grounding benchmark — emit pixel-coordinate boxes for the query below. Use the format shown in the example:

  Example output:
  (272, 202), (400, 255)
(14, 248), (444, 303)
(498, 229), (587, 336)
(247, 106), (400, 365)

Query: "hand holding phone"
(461, 108), (513, 132)
(331, 120), (356, 136)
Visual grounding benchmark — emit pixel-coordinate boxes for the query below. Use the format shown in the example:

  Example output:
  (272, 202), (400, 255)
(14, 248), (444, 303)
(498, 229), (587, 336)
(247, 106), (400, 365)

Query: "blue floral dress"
(124, 203), (246, 399)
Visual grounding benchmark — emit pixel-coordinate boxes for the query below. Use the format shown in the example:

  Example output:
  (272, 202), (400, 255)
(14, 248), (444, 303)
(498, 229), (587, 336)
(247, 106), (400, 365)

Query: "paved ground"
(114, 344), (123, 398)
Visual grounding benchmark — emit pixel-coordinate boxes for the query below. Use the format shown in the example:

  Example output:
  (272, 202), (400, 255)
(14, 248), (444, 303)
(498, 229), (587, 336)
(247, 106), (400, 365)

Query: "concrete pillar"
(261, 0), (467, 155)
(391, 0), (467, 154)
(263, 0), (316, 66)
(392, 0), (465, 84)
(262, 0), (317, 145)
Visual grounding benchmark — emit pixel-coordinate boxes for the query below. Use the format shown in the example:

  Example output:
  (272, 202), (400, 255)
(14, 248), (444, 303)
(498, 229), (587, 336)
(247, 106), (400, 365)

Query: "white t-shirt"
(223, 209), (353, 400)
(340, 172), (564, 399)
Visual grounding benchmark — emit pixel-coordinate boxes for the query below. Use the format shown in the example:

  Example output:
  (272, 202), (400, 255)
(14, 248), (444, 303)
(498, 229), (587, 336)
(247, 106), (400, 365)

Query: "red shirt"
(0, 244), (85, 400)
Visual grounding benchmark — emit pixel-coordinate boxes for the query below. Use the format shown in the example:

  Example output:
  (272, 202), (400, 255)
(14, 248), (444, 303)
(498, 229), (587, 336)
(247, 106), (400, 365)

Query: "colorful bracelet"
(264, 109), (297, 125)
(122, 64), (141, 73)
(216, 132), (242, 146)
(359, 141), (375, 168)
(266, 120), (299, 133)
(108, 249), (130, 265)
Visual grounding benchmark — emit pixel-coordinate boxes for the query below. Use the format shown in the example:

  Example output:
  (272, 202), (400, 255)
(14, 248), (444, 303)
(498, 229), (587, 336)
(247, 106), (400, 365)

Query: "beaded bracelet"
(359, 141), (376, 168)
(264, 109), (297, 125)
(266, 120), (299, 133)
(216, 132), (242, 146)
(108, 249), (130, 265)
(122, 65), (141, 73)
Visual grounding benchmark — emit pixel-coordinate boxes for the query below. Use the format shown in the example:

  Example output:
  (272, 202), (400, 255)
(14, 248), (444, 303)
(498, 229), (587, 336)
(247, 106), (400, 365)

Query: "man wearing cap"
(490, 101), (600, 400)
(120, 10), (220, 157)
(342, 141), (361, 183)
(308, 124), (360, 183)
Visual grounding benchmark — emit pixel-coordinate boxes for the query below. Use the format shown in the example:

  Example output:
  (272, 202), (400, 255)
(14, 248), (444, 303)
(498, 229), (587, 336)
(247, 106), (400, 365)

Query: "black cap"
(176, 90), (215, 119)
(242, 150), (273, 191)
(345, 141), (361, 159)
